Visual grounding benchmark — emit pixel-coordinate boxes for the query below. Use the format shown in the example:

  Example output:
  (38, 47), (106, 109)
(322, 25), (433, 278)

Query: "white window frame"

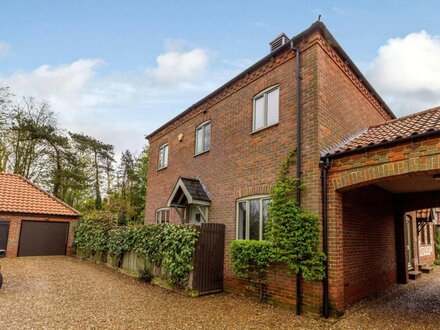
(236, 195), (271, 241)
(156, 208), (170, 224)
(252, 85), (280, 132)
(195, 121), (211, 155)
(157, 143), (169, 170)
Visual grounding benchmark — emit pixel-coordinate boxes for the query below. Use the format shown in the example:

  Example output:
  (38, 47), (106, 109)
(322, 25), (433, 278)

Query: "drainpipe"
(291, 41), (302, 316)
(321, 157), (331, 318)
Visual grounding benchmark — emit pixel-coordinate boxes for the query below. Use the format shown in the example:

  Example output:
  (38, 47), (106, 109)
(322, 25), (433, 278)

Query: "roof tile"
(324, 106), (440, 156)
(0, 173), (80, 217)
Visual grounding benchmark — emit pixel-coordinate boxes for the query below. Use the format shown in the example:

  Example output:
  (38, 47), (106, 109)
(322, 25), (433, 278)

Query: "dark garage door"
(0, 221), (10, 251)
(18, 220), (69, 257)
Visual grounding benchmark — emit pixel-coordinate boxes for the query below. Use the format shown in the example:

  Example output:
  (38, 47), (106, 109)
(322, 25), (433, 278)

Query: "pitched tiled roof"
(180, 177), (211, 202)
(0, 173), (80, 217)
(323, 106), (440, 157)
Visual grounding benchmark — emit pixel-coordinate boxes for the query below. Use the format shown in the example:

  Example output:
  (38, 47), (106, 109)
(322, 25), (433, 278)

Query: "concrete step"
(408, 270), (422, 280)
(421, 266), (434, 274)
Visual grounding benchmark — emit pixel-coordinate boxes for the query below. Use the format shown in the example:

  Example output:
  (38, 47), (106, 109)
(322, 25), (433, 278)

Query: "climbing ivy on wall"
(74, 217), (199, 286)
(230, 150), (326, 301)
(266, 150), (326, 281)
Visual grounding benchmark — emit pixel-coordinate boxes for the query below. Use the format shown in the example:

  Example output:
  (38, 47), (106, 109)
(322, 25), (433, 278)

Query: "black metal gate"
(18, 220), (69, 257)
(192, 223), (225, 295)
(0, 221), (10, 252)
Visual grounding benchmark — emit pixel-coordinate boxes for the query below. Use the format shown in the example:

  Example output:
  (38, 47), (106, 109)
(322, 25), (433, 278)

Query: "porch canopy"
(168, 177), (211, 208)
(167, 177), (211, 223)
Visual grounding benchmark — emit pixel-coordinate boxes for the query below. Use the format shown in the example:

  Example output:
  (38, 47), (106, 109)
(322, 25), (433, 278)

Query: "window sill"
(250, 122), (279, 135)
(157, 166), (168, 172)
(194, 149), (210, 157)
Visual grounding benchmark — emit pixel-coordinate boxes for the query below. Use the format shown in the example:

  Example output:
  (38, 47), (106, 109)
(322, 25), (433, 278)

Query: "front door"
(406, 216), (413, 270)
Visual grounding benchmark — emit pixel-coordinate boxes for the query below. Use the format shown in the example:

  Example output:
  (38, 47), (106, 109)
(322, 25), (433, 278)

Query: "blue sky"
(0, 1), (439, 153)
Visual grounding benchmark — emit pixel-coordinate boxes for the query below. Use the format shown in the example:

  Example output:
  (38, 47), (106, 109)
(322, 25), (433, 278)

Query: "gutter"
(320, 157), (331, 318)
(291, 42), (303, 316)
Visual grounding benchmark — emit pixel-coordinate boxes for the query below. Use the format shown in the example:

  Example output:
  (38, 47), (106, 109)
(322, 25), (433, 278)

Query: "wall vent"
(270, 33), (289, 52)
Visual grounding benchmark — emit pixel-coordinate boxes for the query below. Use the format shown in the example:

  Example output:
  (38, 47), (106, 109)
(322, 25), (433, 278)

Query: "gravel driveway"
(0, 257), (439, 329)
(0, 257), (326, 329)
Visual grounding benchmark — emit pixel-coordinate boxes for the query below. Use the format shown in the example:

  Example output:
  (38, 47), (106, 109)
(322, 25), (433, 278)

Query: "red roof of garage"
(323, 106), (440, 157)
(0, 173), (80, 217)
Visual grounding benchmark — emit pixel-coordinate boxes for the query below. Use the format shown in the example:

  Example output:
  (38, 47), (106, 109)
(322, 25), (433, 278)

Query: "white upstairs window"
(195, 121), (211, 155)
(158, 144), (169, 170)
(253, 86), (279, 132)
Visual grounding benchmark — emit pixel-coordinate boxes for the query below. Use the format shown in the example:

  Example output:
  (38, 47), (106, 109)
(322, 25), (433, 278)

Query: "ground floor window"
(236, 196), (271, 240)
(156, 208), (170, 224)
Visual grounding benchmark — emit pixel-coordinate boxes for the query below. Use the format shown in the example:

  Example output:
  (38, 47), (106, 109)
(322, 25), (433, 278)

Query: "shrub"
(74, 213), (113, 255)
(435, 229), (440, 260)
(230, 240), (276, 302)
(107, 226), (138, 266)
(75, 220), (199, 286)
(160, 224), (200, 285)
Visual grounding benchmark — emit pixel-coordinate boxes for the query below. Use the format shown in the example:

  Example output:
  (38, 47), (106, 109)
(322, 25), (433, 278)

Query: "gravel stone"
(0, 257), (439, 329)
(0, 257), (325, 329)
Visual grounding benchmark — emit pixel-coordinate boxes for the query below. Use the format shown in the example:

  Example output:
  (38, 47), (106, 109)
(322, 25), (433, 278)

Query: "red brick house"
(144, 21), (440, 316)
(0, 173), (80, 257)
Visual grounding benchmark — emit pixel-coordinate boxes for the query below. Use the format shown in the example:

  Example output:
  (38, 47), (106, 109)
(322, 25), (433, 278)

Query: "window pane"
(196, 127), (204, 154)
(158, 148), (164, 168)
(163, 146), (168, 167)
(156, 211), (160, 224)
(262, 199), (270, 240)
(254, 96), (265, 130)
(165, 210), (170, 223)
(238, 202), (247, 239)
(204, 123), (211, 151)
(249, 199), (260, 240)
(267, 88), (279, 126)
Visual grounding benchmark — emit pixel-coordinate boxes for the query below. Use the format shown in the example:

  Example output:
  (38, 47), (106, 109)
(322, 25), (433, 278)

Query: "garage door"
(18, 221), (69, 257)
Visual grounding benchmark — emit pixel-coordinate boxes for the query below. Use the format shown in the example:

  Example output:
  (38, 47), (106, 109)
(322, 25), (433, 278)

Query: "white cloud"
(0, 42), (11, 57)
(367, 31), (440, 116)
(0, 42), (236, 155)
(149, 48), (210, 86)
(4, 59), (102, 101)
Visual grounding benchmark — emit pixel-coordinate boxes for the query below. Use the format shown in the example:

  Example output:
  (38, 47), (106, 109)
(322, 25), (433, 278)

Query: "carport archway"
(321, 106), (440, 315)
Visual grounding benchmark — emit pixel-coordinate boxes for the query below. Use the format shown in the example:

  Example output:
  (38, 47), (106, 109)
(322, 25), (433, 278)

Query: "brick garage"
(0, 173), (79, 257)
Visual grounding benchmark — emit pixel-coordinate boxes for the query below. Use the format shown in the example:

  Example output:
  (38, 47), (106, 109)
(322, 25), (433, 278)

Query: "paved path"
(0, 257), (439, 329)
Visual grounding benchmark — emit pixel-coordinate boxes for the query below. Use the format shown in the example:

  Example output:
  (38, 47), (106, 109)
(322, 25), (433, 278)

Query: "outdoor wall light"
(178, 133), (184, 142)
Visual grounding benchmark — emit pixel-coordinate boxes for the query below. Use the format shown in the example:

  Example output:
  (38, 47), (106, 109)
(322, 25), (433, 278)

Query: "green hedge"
(74, 218), (199, 286)
(230, 240), (276, 302)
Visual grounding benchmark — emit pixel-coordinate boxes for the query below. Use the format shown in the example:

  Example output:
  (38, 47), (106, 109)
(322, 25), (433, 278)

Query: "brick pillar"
(394, 209), (408, 284)
(327, 187), (345, 313)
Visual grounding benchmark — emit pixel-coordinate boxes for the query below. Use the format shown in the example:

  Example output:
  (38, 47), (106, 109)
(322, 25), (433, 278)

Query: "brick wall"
(342, 185), (396, 305)
(0, 213), (77, 257)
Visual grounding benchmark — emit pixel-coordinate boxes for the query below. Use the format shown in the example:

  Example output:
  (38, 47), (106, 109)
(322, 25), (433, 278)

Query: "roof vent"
(270, 33), (289, 52)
